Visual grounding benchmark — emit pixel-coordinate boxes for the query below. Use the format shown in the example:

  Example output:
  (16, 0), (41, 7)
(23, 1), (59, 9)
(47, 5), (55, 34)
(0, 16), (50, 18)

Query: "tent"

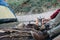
(0, 0), (18, 24)
(0, 5), (17, 24)
(0, 0), (9, 6)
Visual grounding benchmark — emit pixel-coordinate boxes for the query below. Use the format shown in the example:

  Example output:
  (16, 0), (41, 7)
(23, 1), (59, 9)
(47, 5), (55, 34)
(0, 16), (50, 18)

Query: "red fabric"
(50, 9), (60, 19)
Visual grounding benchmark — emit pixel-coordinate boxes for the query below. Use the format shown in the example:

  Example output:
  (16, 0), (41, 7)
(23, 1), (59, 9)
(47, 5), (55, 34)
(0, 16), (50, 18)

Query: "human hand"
(42, 18), (51, 25)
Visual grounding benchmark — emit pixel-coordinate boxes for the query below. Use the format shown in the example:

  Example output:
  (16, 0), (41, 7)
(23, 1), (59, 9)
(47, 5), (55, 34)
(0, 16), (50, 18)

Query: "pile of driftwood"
(0, 23), (47, 40)
(0, 28), (35, 40)
(0, 24), (39, 40)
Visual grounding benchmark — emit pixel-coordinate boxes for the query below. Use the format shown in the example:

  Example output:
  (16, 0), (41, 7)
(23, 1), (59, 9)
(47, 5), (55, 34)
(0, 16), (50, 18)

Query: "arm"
(42, 9), (60, 24)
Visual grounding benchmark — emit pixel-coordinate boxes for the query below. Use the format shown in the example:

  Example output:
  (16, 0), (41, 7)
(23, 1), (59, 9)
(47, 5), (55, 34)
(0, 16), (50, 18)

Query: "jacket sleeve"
(50, 9), (60, 19)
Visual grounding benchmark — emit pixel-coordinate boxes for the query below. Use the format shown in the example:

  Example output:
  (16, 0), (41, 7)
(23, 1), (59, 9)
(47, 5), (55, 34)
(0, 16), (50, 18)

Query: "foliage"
(7, 0), (60, 13)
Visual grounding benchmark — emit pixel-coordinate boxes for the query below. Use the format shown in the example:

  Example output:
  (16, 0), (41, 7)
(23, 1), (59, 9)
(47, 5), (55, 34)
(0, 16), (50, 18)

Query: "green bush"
(7, 0), (60, 13)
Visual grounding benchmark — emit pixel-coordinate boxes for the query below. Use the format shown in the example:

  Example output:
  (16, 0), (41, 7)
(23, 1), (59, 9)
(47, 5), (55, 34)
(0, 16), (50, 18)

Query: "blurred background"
(6, 0), (60, 15)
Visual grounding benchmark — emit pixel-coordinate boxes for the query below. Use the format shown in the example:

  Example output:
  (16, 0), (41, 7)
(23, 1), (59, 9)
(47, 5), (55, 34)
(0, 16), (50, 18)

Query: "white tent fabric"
(0, 6), (15, 19)
(0, 6), (17, 24)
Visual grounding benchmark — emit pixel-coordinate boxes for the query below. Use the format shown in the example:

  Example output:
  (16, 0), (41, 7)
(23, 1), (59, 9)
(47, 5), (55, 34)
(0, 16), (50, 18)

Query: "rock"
(17, 23), (25, 29)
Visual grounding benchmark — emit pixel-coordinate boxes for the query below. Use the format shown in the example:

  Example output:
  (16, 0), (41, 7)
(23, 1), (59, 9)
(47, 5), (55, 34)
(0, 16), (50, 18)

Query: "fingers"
(42, 19), (50, 25)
